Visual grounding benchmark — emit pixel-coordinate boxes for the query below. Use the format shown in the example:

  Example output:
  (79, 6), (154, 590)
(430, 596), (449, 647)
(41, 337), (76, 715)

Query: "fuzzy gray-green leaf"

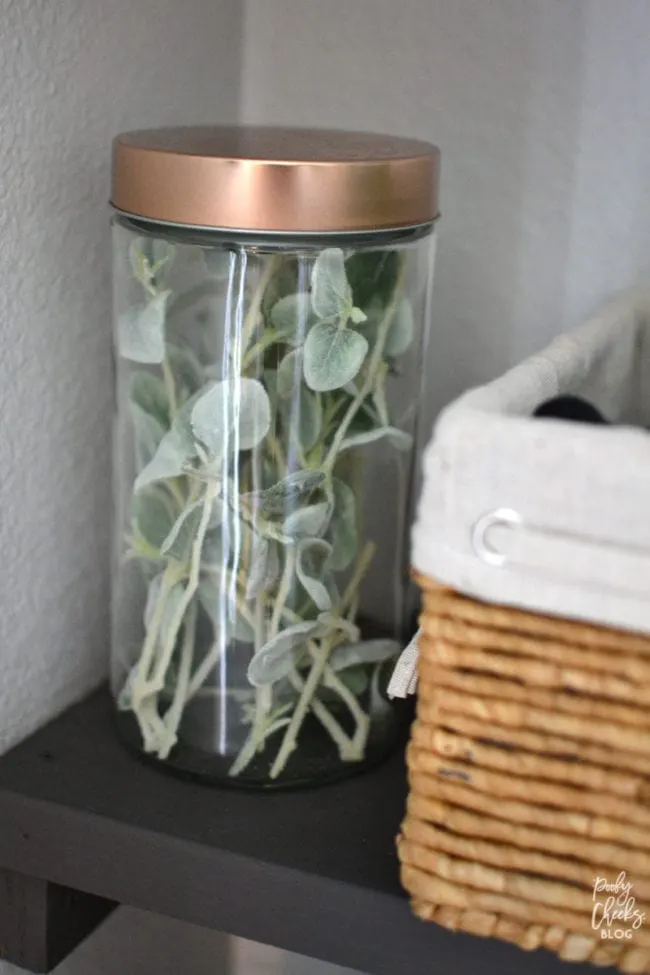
(328, 479), (357, 571)
(130, 372), (169, 428)
(244, 471), (325, 517)
(245, 536), (273, 599)
(385, 299), (414, 357)
(282, 501), (331, 540)
(296, 538), (333, 611)
(339, 426), (412, 454)
(277, 349), (302, 399)
(329, 639), (401, 671)
(270, 293), (314, 345)
(303, 323), (368, 393)
(247, 620), (324, 687)
(167, 342), (204, 395)
(118, 291), (170, 363)
(130, 402), (166, 472)
(134, 426), (195, 492)
(161, 500), (204, 561)
(298, 387), (322, 452)
(311, 249), (352, 320)
(191, 379), (271, 455)
(133, 487), (177, 551)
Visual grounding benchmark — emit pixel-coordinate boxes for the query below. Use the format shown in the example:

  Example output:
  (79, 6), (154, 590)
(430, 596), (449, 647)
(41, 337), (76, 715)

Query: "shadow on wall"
(243, 0), (650, 426)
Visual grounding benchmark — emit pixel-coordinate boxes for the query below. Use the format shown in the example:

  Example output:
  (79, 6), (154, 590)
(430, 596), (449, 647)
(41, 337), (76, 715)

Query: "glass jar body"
(110, 215), (437, 787)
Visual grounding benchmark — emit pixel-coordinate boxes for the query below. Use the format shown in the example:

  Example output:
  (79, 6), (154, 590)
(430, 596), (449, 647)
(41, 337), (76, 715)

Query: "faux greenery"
(116, 234), (414, 780)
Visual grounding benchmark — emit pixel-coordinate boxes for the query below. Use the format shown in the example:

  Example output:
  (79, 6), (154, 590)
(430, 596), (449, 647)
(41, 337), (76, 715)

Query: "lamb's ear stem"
(322, 256), (407, 473)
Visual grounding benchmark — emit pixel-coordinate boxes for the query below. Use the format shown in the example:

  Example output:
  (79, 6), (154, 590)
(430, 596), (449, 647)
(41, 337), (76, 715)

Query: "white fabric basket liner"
(412, 287), (650, 635)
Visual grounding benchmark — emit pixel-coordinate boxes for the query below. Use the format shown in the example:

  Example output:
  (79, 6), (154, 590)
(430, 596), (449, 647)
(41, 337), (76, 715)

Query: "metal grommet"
(472, 508), (522, 567)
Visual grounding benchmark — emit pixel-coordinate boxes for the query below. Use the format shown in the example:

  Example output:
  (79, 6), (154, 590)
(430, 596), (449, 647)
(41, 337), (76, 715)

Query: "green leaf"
(339, 426), (412, 453)
(329, 639), (401, 671)
(133, 487), (177, 551)
(167, 343), (204, 396)
(202, 511), (249, 568)
(311, 249), (352, 320)
(339, 666), (370, 696)
(245, 536), (280, 599)
(232, 379), (271, 450)
(130, 402), (166, 472)
(168, 280), (222, 320)
(328, 478), (357, 571)
(270, 293), (315, 345)
(385, 299), (414, 357)
(244, 471), (325, 517)
(134, 425), (195, 492)
(349, 306), (368, 325)
(130, 372), (169, 428)
(190, 382), (228, 455)
(297, 387), (322, 452)
(296, 539), (333, 611)
(198, 576), (255, 644)
(303, 323), (368, 392)
(161, 500), (204, 561)
(247, 620), (324, 687)
(282, 501), (331, 540)
(345, 250), (399, 311)
(130, 238), (175, 279)
(277, 349), (303, 399)
(117, 291), (170, 363)
(191, 379), (271, 455)
(317, 611), (360, 643)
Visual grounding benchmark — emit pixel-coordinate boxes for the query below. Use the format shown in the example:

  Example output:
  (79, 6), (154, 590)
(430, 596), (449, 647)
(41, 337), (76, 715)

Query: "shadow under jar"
(110, 126), (440, 787)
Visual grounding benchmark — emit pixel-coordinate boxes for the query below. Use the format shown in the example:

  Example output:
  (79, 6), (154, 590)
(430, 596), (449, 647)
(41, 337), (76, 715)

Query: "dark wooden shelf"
(0, 689), (606, 974)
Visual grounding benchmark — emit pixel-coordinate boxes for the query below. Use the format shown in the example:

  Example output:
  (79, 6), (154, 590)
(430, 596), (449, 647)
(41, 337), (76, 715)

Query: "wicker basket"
(398, 576), (650, 974)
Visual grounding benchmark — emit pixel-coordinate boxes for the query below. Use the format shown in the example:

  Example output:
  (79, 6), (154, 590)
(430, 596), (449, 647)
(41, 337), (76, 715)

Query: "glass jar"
(110, 127), (439, 787)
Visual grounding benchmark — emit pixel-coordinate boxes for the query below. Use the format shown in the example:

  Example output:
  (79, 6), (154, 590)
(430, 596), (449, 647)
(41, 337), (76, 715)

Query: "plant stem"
(278, 606), (363, 753)
(270, 547), (295, 638)
(186, 576), (257, 702)
(132, 562), (179, 709)
(165, 478), (185, 508)
(240, 255), (280, 357)
(242, 329), (281, 370)
(287, 669), (355, 758)
(159, 600), (197, 759)
(251, 598), (271, 747)
(229, 598), (268, 778)
(340, 540), (377, 615)
(266, 431), (285, 471)
(322, 259), (406, 473)
(267, 540), (378, 779)
(322, 668), (370, 757)
(146, 482), (219, 695)
(269, 634), (336, 780)
(161, 355), (178, 418)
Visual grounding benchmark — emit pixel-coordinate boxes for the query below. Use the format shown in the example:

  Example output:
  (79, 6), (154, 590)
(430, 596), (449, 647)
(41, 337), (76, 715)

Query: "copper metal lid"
(111, 126), (440, 234)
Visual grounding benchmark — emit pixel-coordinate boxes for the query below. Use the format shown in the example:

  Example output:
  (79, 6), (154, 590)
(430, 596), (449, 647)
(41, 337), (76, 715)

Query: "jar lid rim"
(111, 125), (440, 233)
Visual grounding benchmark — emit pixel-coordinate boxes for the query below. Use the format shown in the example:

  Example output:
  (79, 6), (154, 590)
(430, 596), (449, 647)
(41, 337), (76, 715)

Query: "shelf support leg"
(0, 868), (116, 972)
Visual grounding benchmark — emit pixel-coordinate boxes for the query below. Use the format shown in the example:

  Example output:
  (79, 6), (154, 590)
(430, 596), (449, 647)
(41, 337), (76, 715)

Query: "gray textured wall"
(0, 0), (241, 972)
(242, 0), (650, 428)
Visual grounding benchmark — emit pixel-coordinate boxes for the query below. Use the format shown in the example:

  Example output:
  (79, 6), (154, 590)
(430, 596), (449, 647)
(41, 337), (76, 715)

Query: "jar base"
(113, 704), (412, 791)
